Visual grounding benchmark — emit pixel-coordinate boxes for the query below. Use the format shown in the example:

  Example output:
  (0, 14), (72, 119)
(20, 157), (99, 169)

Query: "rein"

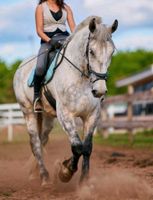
(58, 46), (89, 78)
(19, 33), (108, 82)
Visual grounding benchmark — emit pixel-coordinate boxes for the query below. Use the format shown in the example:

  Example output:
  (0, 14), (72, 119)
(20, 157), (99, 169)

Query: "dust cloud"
(77, 169), (153, 200)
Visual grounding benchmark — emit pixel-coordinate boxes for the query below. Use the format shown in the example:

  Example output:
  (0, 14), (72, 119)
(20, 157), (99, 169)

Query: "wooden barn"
(101, 64), (153, 134)
(116, 64), (153, 116)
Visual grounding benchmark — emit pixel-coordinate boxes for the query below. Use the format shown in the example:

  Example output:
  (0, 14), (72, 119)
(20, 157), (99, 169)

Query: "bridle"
(59, 33), (108, 82)
(85, 33), (108, 82)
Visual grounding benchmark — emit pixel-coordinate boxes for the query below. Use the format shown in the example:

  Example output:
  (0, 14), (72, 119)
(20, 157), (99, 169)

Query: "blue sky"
(0, 0), (153, 63)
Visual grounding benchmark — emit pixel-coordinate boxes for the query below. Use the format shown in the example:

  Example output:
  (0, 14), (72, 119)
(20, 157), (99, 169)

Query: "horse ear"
(89, 18), (96, 33)
(111, 19), (118, 33)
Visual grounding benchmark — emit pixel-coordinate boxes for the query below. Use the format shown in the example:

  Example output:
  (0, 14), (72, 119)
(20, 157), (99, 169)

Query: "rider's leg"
(33, 42), (51, 112)
(33, 73), (44, 112)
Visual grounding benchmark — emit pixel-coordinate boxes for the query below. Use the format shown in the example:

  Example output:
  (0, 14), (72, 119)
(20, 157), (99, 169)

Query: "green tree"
(0, 59), (21, 103)
(0, 49), (153, 103)
(107, 50), (153, 95)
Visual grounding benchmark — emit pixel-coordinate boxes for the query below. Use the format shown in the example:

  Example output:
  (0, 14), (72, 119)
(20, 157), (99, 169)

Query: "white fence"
(0, 103), (25, 142)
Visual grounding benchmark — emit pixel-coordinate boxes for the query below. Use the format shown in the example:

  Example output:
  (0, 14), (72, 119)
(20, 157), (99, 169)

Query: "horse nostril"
(92, 89), (102, 98)
(92, 89), (107, 98)
(92, 90), (97, 96)
(105, 90), (108, 94)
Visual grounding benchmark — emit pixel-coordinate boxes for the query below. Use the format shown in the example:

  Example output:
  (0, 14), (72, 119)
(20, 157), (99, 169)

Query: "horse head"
(87, 18), (118, 98)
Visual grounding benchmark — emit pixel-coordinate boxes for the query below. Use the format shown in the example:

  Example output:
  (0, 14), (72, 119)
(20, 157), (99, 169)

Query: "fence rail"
(1, 90), (153, 142)
(0, 103), (25, 141)
(104, 90), (153, 104)
(101, 90), (153, 138)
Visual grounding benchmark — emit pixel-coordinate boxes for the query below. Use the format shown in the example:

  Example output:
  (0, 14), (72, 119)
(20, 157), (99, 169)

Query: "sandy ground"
(1, 129), (153, 199)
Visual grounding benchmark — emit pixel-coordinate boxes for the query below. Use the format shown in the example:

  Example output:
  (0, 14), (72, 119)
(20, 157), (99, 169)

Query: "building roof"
(116, 64), (153, 88)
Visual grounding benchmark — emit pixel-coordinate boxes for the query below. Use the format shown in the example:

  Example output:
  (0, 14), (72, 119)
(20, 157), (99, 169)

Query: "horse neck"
(49, 29), (90, 97)
(65, 28), (89, 76)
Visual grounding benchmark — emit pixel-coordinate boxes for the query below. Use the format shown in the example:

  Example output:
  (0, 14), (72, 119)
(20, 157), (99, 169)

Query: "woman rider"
(34, 0), (76, 112)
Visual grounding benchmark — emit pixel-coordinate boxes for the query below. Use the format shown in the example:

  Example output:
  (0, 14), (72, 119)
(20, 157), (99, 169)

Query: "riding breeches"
(35, 42), (52, 77)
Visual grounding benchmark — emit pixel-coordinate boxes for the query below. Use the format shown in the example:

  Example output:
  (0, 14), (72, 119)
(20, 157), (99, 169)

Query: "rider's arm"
(35, 5), (51, 42)
(64, 4), (76, 33)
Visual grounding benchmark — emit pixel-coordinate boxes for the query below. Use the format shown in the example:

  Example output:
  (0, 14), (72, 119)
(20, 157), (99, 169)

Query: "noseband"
(85, 33), (108, 82)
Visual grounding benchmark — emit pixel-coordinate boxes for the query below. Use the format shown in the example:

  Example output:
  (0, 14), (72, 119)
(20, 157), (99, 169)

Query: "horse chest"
(61, 86), (98, 114)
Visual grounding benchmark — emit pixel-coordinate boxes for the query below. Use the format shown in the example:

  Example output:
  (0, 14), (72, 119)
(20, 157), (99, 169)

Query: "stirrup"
(33, 97), (43, 113)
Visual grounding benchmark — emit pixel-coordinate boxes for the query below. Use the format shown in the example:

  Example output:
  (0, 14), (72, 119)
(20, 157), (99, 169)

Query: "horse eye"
(89, 49), (95, 56)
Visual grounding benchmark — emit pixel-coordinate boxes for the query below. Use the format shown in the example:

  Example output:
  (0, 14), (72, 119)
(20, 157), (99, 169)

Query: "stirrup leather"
(33, 97), (43, 113)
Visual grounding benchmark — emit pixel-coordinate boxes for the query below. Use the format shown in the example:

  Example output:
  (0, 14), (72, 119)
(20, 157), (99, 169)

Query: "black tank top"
(50, 9), (62, 21)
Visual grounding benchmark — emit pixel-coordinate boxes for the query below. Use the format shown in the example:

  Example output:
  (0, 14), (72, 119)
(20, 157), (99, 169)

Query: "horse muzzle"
(92, 89), (107, 98)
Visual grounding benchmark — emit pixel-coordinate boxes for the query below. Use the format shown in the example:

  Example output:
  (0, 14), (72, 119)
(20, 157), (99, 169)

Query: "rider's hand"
(48, 39), (62, 50)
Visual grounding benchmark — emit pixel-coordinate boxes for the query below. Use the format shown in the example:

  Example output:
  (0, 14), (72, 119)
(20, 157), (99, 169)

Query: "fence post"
(8, 109), (13, 142)
(107, 105), (115, 134)
(101, 107), (109, 138)
(127, 85), (134, 144)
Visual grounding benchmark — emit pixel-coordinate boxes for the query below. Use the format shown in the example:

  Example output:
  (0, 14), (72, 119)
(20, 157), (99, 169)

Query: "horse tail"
(37, 113), (43, 140)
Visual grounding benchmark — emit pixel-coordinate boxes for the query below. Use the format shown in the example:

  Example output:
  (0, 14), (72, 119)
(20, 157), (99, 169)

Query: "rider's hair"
(38, 0), (65, 9)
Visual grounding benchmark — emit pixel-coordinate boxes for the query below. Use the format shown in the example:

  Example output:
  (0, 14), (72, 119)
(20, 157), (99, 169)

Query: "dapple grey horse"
(13, 16), (118, 186)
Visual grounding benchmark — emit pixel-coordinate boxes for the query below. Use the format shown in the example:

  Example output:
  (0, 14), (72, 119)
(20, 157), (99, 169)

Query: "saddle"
(28, 33), (69, 87)
(28, 49), (60, 87)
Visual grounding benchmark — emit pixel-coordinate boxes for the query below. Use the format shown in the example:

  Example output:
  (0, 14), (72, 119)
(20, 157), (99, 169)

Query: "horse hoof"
(41, 172), (50, 187)
(58, 164), (74, 183)
(41, 178), (51, 187)
(58, 158), (77, 183)
(79, 174), (90, 186)
(29, 174), (38, 181)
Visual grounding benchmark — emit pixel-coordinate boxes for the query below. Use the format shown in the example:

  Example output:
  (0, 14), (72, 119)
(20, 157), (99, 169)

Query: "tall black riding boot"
(33, 73), (44, 113)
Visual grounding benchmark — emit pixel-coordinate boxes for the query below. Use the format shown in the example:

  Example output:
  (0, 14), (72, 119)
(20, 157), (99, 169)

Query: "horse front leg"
(57, 107), (83, 182)
(80, 113), (99, 183)
(80, 133), (93, 182)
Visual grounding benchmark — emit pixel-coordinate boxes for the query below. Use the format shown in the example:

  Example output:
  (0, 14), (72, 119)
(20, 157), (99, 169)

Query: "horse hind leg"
(29, 115), (54, 185)
(40, 116), (54, 147)
(25, 113), (50, 186)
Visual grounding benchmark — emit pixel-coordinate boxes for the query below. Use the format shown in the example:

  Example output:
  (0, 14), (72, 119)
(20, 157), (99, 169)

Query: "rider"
(34, 0), (76, 112)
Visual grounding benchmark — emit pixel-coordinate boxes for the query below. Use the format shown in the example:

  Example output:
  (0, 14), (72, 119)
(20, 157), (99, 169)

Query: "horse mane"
(66, 16), (102, 43)
(73, 16), (102, 34)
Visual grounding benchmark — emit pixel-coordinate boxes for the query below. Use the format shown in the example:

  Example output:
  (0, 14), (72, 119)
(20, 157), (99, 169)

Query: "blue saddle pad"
(28, 50), (60, 87)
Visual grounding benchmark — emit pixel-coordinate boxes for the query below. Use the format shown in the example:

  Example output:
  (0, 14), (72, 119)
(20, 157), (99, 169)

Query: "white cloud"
(83, 0), (153, 28)
(0, 0), (153, 63)
(0, 0), (37, 43)
(115, 32), (153, 51)
(0, 41), (39, 63)
(84, 0), (112, 7)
